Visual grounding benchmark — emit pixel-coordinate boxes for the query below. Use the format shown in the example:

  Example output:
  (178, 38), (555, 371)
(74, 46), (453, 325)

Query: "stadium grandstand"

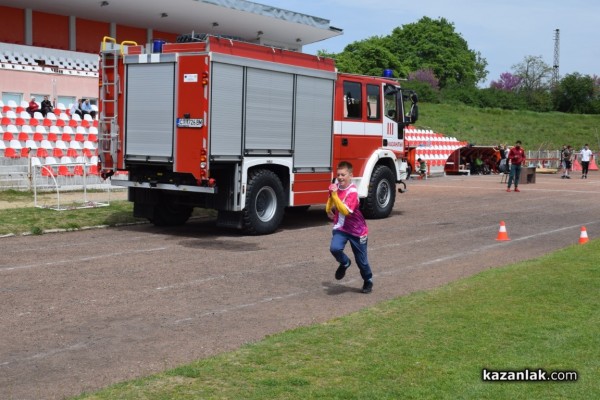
(0, 0), (342, 189)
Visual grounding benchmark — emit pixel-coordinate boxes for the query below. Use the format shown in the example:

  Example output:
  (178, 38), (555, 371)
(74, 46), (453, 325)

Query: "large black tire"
(150, 196), (193, 227)
(242, 169), (285, 235)
(361, 165), (396, 219)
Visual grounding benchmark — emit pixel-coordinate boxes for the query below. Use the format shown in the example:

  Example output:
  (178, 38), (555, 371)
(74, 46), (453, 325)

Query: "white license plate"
(177, 118), (204, 128)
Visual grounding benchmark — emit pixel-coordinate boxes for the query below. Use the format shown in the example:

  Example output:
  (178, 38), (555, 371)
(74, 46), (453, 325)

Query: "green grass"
(73, 240), (600, 399)
(0, 189), (33, 203)
(0, 190), (216, 235)
(0, 190), (141, 235)
(417, 103), (600, 150)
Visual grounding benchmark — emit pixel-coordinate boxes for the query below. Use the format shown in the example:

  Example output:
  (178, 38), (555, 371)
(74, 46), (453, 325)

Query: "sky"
(269, 0), (599, 87)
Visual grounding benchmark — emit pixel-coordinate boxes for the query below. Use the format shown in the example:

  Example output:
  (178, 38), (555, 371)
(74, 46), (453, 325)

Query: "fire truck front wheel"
(362, 165), (396, 219)
(243, 169), (285, 235)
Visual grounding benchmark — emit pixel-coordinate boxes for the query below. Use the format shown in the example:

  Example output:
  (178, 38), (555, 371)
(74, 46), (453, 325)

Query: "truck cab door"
(381, 84), (404, 154)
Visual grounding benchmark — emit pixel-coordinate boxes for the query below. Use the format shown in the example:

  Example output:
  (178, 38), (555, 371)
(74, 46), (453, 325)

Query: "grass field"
(417, 103), (600, 150)
(0, 190), (139, 236)
(73, 240), (599, 399)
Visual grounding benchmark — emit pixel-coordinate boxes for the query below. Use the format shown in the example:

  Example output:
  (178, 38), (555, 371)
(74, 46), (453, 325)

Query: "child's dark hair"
(337, 161), (353, 173)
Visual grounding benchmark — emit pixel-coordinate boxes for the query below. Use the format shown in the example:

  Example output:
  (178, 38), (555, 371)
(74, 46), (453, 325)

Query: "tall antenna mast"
(553, 28), (560, 86)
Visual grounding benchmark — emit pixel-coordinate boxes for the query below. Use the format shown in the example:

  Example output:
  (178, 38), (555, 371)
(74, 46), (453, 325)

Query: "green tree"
(385, 17), (488, 88)
(511, 55), (553, 112)
(553, 73), (597, 114)
(327, 37), (408, 78)
(512, 55), (552, 92)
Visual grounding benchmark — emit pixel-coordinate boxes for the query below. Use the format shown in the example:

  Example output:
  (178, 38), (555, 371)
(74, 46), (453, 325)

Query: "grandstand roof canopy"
(4, 0), (342, 48)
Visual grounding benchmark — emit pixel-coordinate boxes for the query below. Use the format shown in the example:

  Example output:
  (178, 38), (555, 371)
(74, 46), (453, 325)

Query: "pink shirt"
(332, 183), (368, 237)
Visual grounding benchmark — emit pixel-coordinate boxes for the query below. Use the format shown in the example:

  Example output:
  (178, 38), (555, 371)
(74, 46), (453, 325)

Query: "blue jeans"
(330, 230), (373, 281)
(507, 164), (522, 188)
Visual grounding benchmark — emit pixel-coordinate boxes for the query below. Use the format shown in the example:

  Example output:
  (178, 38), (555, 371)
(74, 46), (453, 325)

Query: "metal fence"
(527, 150), (561, 169)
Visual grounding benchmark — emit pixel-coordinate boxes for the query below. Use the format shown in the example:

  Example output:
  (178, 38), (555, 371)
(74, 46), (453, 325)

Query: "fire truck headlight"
(200, 162), (207, 169)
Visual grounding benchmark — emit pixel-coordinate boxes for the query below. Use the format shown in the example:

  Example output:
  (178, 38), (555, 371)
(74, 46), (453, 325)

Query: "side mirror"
(409, 103), (418, 123)
(405, 104), (419, 123)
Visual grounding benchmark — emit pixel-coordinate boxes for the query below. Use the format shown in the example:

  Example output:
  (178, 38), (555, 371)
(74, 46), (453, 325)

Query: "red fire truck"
(98, 34), (418, 234)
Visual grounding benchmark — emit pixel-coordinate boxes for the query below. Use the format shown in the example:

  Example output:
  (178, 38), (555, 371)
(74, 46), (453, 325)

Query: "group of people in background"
(25, 95), (54, 118)
(502, 141), (595, 192)
(69, 98), (97, 120)
(24, 96), (96, 120)
(565, 143), (594, 179)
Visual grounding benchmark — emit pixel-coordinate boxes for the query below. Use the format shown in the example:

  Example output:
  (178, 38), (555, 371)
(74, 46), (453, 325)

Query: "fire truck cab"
(98, 34), (417, 234)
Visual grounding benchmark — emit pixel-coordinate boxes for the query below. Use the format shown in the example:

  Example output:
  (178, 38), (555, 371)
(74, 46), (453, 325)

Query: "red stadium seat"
(41, 165), (57, 177)
(5, 148), (19, 158)
(58, 165), (74, 177)
(67, 148), (79, 157)
(88, 163), (99, 175)
(36, 148), (49, 158)
(74, 164), (85, 176)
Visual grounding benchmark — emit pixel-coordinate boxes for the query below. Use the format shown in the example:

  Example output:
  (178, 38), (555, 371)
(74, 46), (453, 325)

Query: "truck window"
(384, 84), (398, 121)
(343, 81), (362, 119)
(366, 84), (380, 120)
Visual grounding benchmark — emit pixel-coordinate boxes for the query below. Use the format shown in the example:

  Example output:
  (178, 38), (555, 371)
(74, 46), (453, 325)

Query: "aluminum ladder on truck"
(98, 37), (137, 179)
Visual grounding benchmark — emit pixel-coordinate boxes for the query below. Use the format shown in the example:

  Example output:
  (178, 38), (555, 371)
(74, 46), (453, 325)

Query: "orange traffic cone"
(496, 220), (511, 241)
(578, 226), (589, 244)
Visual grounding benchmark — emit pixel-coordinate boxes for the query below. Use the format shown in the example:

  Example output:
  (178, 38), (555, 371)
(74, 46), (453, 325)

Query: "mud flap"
(216, 210), (243, 230)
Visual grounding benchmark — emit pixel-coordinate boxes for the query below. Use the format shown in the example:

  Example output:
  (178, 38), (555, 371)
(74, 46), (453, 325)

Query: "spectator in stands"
(485, 154), (498, 174)
(495, 144), (507, 172)
(41, 95), (53, 117)
(459, 155), (470, 172)
(26, 96), (39, 117)
(473, 155), (484, 175)
(81, 98), (96, 119)
(70, 99), (84, 119)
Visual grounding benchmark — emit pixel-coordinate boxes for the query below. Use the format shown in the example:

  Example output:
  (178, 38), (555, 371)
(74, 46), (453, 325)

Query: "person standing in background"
(507, 140), (526, 192)
(561, 145), (574, 179)
(580, 144), (594, 179)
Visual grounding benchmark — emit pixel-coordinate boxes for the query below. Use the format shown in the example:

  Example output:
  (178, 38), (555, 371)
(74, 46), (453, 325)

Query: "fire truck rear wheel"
(151, 199), (193, 227)
(362, 165), (396, 219)
(243, 169), (285, 235)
